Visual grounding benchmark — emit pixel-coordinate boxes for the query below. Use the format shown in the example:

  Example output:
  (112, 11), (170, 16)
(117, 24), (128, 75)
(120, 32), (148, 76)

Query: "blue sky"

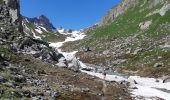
(20, 0), (120, 29)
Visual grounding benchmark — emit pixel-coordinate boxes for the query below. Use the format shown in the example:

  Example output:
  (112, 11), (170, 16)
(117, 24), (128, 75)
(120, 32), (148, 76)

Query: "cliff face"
(24, 15), (56, 31)
(100, 0), (138, 26)
(100, 0), (169, 26)
(0, 0), (22, 36)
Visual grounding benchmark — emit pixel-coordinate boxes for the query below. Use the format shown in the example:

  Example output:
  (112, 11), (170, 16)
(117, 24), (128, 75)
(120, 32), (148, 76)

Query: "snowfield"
(48, 29), (170, 100)
(32, 30), (42, 40)
(50, 30), (86, 48)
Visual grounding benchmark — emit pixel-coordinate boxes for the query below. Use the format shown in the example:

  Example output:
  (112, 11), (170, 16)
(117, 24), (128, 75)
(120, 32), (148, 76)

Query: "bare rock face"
(139, 20), (152, 30)
(100, 0), (138, 25)
(0, 0), (22, 35)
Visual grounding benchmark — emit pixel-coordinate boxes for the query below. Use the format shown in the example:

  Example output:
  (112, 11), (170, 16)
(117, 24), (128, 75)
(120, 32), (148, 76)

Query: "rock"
(44, 90), (51, 96)
(12, 75), (26, 83)
(50, 52), (64, 62)
(33, 96), (45, 100)
(1, 61), (10, 66)
(22, 90), (32, 98)
(81, 68), (92, 71)
(103, 50), (110, 55)
(84, 47), (92, 52)
(19, 37), (35, 49)
(155, 79), (160, 83)
(0, 89), (4, 96)
(119, 80), (130, 86)
(37, 70), (46, 76)
(51, 91), (59, 99)
(129, 86), (138, 89)
(70, 57), (80, 72)
(33, 53), (41, 58)
(139, 20), (152, 30)
(24, 58), (31, 62)
(7, 66), (18, 72)
(0, 76), (7, 83)
(154, 63), (164, 68)
(163, 77), (170, 83)
(147, 3), (170, 17)
(11, 91), (22, 98)
(40, 51), (51, 62)
(128, 78), (137, 85)
(112, 59), (127, 65)
(133, 48), (143, 55)
(81, 88), (90, 92)
(56, 62), (67, 68)
(56, 56), (68, 68)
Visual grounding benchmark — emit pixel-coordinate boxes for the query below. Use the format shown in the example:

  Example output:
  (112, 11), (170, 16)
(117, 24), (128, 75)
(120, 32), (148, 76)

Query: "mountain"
(24, 15), (56, 30)
(22, 15), (85, 43)
(1, 0), (170, 99)
(63, 0), (170, 76)
(22, 15), (66, 42)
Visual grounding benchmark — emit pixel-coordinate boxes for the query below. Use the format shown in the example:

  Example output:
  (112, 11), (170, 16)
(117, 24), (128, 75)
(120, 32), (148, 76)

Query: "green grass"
(87, 1), (169, 39)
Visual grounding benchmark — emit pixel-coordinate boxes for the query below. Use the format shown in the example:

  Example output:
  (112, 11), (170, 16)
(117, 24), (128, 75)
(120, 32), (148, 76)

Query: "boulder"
(69, 57), (80, 72)
(18, 37), (35, 49)
(12, 75), (26, 83)
(56, 62), (68, 68)
(51, 91), (59, 99)
(133, 48), (143, 55)
(84, 47), (92, 52)
(11, 91), (22, 98)
(154, 63), (164, 68)
(0, 76), (7, 83)
(22, 90), (32, 98)
(0, 89), (4, 96)
(50, 52), (64, 62)
(163, 77), (170, 83)
(139, 20), (152, 30)
(103, 50), (110, 55)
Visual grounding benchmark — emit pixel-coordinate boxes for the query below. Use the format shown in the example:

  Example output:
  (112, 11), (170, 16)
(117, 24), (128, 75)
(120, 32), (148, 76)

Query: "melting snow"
(32, 30), (42, 40)
(39, 26), (48, 32)
(50, 30), (86, 48)
(35, 26), (43, 34)
(49, 28), (170, 100)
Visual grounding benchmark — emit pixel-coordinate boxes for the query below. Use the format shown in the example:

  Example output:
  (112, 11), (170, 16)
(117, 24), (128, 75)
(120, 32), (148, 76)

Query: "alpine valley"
(0, 0), (170, 100)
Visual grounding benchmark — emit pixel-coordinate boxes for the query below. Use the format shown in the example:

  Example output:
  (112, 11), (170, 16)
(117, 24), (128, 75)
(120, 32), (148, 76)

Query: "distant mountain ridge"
(23, 15), (56, 31)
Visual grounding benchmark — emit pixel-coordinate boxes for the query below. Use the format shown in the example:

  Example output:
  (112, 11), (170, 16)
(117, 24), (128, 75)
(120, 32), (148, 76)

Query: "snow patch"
(49, 28), (170, 100)
(50, 30), (86, 48)
(32, 30), (42, 40)
(39, 26), (48, 32)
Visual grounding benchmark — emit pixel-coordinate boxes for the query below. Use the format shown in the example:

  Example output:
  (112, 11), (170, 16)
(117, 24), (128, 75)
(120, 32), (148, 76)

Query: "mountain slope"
(62, 0), (170, 76)
(22, 15), (66, 42)
(0, 1), (133, 100)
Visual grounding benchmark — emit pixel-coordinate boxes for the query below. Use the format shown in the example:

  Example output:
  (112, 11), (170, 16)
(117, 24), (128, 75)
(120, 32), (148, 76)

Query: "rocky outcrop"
(100, 0), (138, 25)
(146, 3), (170, 17)
(139, 20), (152, 30)
(0, 0), (22, 34)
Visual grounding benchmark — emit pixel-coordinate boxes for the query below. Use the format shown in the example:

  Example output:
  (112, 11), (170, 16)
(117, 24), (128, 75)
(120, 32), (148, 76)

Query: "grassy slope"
(88, 1), (169, 38)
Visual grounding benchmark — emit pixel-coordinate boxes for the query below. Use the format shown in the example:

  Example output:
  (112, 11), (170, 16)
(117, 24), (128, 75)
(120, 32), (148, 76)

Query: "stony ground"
(0, 53), (132, 100)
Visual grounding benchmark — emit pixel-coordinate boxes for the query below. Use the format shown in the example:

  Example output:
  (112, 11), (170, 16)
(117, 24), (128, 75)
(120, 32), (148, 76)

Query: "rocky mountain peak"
(38, 15), (48, 20)
(24, 15), (56, 31)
